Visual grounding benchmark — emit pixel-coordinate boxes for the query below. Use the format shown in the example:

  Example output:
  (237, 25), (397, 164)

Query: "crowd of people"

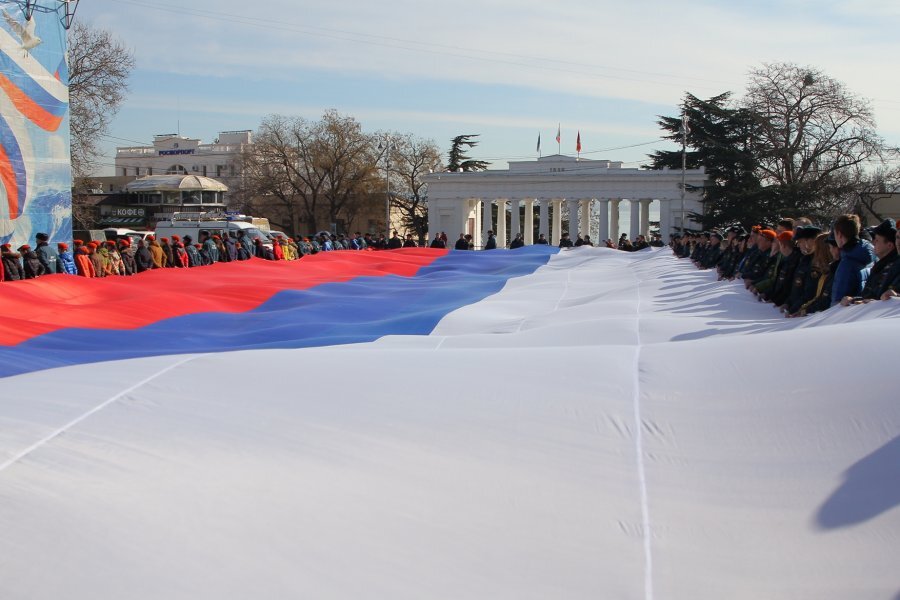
(14, 213), (889, 318)
(0, 229), (409, 280)
(671, 214), (900, 316)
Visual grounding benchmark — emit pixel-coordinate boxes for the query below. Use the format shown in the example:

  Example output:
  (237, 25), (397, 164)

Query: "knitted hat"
(758, 229), (777, 241)
(777, 231), (794, 244)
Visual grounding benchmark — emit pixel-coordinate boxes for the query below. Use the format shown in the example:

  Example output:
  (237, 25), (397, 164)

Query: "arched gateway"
(424, 155), (706, 247)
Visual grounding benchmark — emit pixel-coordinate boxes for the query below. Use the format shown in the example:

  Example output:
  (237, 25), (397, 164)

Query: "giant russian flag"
(1, 247), (898, 599)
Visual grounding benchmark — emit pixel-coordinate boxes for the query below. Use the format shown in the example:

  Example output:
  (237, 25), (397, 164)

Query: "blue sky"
(78, 0), (900, 175)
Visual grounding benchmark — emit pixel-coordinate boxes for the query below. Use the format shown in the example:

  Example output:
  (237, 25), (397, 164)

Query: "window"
(166, 165), (187, 175)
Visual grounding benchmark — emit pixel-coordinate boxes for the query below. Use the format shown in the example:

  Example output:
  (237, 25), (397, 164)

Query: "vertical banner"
(0, 1), (71, 247)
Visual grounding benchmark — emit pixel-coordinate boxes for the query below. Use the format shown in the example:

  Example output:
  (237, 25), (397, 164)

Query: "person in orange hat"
(56, 242), (77, 275)
(744, 230), (777, 289)
(768, 230), (801, 307)
(1, 243), (24, 280)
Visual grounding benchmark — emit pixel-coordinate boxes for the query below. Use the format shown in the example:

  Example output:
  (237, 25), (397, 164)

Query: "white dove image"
(3, 10), (41, 53)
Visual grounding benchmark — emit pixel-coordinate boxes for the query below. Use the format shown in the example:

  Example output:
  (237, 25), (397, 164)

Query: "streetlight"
(680, 113), (690, 233)
(378, 138), (391, 240)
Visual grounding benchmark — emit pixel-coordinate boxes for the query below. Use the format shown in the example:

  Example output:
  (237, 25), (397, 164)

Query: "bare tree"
(744, 62), (884, 217)
(67, 21), (135, 178)
(317, 110), (379, 231)
(385, 133), (441, 243)
(846, 164), (900, 222)
(240, 111), (381, 235)
(239, 114), (326, 235)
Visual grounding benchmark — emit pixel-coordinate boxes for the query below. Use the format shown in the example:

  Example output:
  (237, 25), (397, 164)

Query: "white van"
(154, 212), (272, 248)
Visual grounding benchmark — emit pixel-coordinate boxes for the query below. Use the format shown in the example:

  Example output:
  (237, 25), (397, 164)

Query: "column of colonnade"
(462, 196), (671, 248)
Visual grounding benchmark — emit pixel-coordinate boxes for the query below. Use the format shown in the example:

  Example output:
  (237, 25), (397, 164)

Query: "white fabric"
(1, 247), (898, 599)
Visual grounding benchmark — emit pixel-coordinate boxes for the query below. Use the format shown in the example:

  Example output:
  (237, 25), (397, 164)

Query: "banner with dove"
(0, 0), (71, 248)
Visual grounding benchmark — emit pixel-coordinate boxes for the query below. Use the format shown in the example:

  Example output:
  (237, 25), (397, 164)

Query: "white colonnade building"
(424, 155), (706, 248)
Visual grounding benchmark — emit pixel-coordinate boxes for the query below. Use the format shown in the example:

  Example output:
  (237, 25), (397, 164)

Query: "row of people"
(671, 214), (899, 316)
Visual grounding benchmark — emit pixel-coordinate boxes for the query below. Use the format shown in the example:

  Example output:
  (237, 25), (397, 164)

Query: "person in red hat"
(148, 235), (165, 269)
(118, 238), (136, 275)
(56, 242), (77, 275)
(105, 240), (124, 275)
(160, 237), (176, 268)
(86, 241), (105, 277)
(1, 243), (22, 280)
(74, 244), (95, 277)
(174, 241), (188, 267)
(18, 244), (45, 279)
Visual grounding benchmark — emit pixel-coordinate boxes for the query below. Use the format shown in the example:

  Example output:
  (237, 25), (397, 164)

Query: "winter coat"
(785, 253), (814, 315)
(223, 237), (237, 262)
(22, 250), (46, 279)
(36, 242), (59, 274)
(831, 239), (876, 305)
(75, 249), (95, 277)
(175, 245), (189, 268)
(56, 251), (77, 275)
(107, 249), (124, 275)
(202, 239), (219, 263)
(185, 244), (201, 267)
(119, 247), (137, 275)
(1, 251), (24, 281)
(769, 247), (802, 307)
(89, 249), (105, 277)
(162, 242), (175, 268)
(484, 235), (497, 250)
(861, 250), (898, 299)
(149, 241), (166, 269)
(801, 261), (838, 315)
(135, 244), (153, 272)
(272, 242), (284, 260)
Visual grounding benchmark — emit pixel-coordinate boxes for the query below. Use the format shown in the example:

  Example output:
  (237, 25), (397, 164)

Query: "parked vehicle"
(104, 228), (153, 246)
(154, 211), (272, 248)
(72, 229), (108, 243)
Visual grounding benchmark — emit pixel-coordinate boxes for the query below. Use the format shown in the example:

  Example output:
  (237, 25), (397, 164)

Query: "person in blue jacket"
(55, 242), (77, 275)
(831, 214), (876, 306)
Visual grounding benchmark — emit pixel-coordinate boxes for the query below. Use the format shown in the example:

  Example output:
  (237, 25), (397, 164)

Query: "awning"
(98, 217), (147, 225)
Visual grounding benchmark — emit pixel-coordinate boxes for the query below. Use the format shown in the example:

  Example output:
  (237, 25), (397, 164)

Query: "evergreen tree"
(446, 135), (490, 172)
(648, 93), (769, 230)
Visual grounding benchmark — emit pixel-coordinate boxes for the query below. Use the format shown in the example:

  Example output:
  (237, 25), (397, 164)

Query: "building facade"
(423, 155), (707, 248)
(115, 130), (252, 197)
